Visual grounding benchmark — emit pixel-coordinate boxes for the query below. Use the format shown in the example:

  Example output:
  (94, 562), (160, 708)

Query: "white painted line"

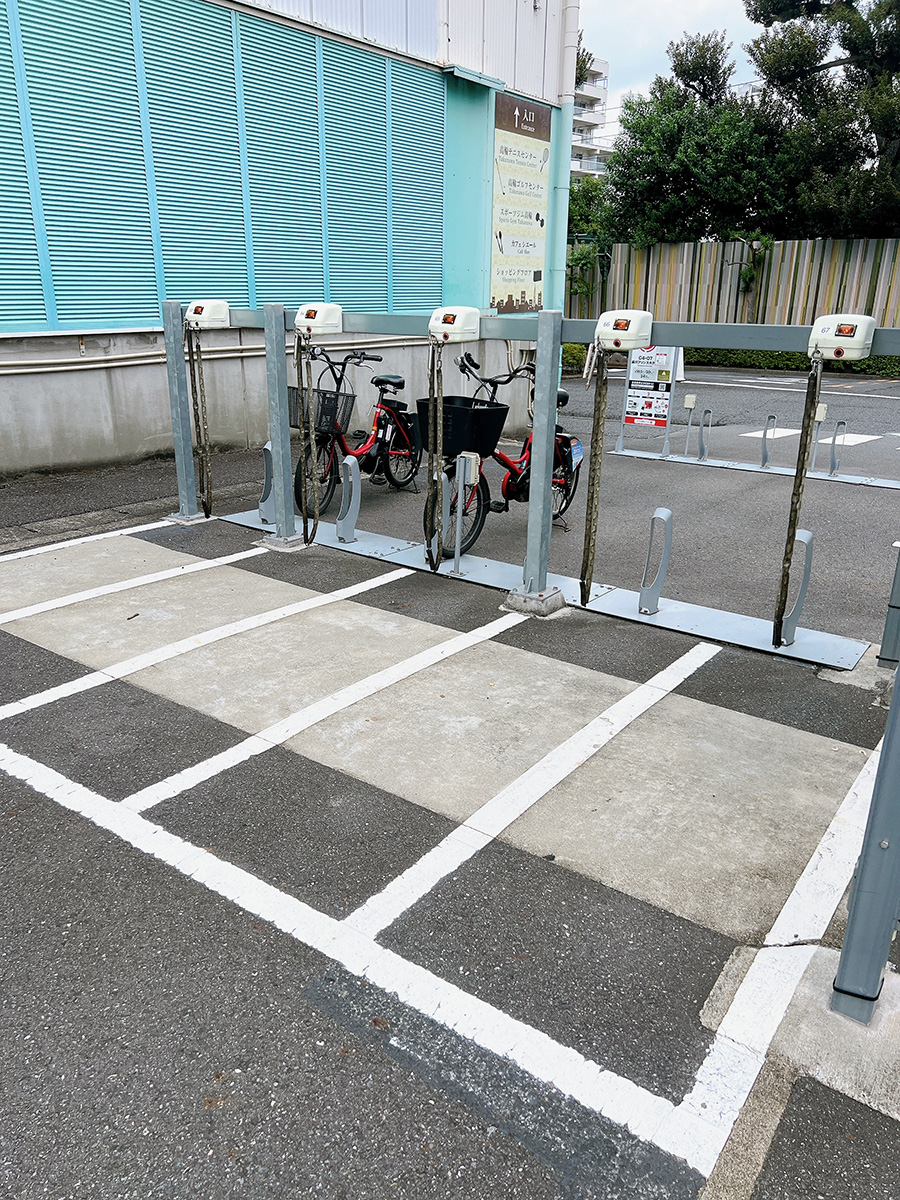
(739, 428), (803, 440)
(0, 547), (268, 625)
(120, 610), (529, 813)
(669, 744), (881, 1175)
(345, 642), (722, 939)
(690, 379), (900, 402)
(818, 433), (882, 447)
(0, 519), (174, 563)
(0, 739), (695, 1171)
(0, 567), (414, 723)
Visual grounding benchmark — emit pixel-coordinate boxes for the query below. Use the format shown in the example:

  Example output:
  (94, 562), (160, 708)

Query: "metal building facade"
(0, 0), (445, 331)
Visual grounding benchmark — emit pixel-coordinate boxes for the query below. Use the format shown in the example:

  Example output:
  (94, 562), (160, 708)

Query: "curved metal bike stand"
(639, 507), (674, 615)
(336, 454), (362, 544)
(830, 420), (848, 477)
(760, 414), (777, 469)
(450, 454), (470, 577)
(258, 440), (276, 526)
(779, 529), (814, 646)
(697, 410), (713, 462)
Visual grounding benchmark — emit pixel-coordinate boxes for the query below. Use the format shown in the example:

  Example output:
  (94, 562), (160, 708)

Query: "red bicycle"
(423, 353), (582, 557)
(293, 345), (422, 515)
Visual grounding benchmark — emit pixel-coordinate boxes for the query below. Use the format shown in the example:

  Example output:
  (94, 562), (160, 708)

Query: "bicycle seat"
(557, 389), (569, 407)
(373, 374), (405, 391)
(379, 396), (408, 412)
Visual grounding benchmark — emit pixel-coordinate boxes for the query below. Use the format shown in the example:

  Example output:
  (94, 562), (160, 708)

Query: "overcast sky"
(577, 0), (764, 136)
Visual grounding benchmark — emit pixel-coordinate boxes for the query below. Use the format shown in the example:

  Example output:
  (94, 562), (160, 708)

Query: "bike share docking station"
(160, 298), (877, 669)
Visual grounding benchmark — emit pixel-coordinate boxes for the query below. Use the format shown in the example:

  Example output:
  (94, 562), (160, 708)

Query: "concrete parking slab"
(7, 566), (317, 667)
(502, 693), (869, 942)
(288, 639), (635, 822)
(126, 599), (454, 735)
(0, 535), (201, 613)
(772, 949), (900, 1123)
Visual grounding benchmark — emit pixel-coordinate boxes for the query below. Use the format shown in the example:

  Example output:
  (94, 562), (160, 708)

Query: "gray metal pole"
(263, 303), (298, 544)
(877, 543), (900, 669)
(162, 299), (201, 521)
(832, 676), (900, 1023)
(521, 309), (562, 596)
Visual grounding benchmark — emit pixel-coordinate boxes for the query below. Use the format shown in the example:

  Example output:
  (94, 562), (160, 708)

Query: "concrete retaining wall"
(0, 331), (533, 478)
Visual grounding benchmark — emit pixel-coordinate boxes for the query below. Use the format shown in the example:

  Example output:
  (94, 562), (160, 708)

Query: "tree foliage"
(597, 2), (900, 245)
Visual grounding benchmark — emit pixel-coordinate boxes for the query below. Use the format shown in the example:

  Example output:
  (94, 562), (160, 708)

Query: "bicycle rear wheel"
(553, 462), (580, 517)
(422, 461), (489, 558)
(383, 424), (421, 488)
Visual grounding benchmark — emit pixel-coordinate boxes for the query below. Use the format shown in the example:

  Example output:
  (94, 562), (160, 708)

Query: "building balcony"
(572, 129), (613, 152)
(575, 78), (608, 103)
(571, 156), (608, 176)
(573, 104), (605, 126)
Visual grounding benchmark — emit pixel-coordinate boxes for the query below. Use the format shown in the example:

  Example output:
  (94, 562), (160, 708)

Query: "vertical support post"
(832, 674), (900, 1023)
(521, 309), (562, 597)
(877, 542), (900, 669)
(262, 303), (300, 546)
(162, 299), (201, 521)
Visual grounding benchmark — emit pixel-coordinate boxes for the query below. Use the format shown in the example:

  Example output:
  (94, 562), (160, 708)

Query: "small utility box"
(808, 314), (876, 361)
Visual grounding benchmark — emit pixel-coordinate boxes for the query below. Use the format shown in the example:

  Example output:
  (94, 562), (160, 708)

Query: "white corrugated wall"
(229, 0), (569, 103)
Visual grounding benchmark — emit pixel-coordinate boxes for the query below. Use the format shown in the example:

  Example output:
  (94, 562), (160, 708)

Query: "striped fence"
(567, 238), (900, 328)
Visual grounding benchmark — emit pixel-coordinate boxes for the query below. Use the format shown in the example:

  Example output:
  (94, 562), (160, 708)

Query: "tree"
(567, 172), (608, 243)
(601, 34), (783, 244)
(597, 12), (900, 245)
(744, 0), (900, 236)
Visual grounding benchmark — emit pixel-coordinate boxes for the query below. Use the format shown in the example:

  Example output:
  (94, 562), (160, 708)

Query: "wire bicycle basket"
(288, 387), (356, 435)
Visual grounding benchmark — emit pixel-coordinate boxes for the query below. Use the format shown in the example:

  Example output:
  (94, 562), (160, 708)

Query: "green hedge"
(561, 342), (587, 374)
(684, 347), (900, 378)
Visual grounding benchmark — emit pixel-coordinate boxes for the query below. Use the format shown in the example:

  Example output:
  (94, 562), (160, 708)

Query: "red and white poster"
(624, 346), (679, 428)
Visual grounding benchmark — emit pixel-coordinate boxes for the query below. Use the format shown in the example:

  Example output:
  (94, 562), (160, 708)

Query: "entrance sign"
(490, 93), (552, 314)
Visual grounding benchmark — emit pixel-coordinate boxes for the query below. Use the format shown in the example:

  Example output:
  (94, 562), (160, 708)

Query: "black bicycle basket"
(288, 387), (356, 436)
(314, 389), (355, 435)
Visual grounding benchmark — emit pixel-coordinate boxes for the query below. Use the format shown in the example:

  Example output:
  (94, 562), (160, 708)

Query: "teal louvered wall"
(0, 0), (445, 330)
(0, 0), (48, 325)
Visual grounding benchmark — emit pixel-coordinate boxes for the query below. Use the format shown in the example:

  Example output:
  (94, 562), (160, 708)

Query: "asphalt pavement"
(2, 365), (900, 1198)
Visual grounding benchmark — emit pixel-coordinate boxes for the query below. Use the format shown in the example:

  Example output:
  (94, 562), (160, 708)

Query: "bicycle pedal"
(489, 500), (507, 513)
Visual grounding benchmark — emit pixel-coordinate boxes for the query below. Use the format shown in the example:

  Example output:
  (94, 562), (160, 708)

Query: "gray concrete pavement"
(3, 367), (900, 1197)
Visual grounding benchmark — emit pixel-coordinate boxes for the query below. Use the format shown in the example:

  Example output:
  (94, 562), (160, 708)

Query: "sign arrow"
(514, 106), (520, 127)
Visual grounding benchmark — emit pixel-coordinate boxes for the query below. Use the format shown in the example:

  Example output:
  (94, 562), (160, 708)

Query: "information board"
(624, 346), (678, 427)
(490, 93), (552, 314)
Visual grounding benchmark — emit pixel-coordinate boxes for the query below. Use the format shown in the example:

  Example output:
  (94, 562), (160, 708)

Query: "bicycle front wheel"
(422, 462), (489, 559)
(294, 437), (339, 516)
